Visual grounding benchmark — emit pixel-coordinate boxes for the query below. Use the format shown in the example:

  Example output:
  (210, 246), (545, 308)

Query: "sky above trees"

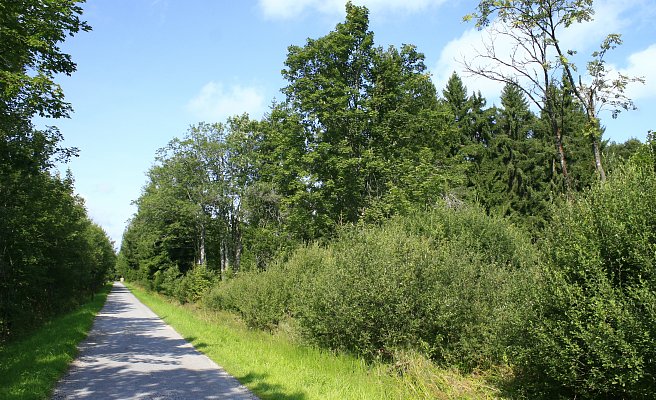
(40, 0), (656, 245)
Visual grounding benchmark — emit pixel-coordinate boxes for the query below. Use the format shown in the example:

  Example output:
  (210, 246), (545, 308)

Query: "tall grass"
(128, 283), (502, 399)
(0, 284), (111, 400)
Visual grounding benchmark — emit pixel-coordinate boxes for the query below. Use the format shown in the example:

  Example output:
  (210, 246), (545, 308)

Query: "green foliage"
(206, 205), (539, 371)
(520, 156), (656, 398)
(174, 264), (218, 304)
(630, 130), (656, 173)
(151, 264), (181, 296)
(122, 3), (466, 295)
(281, 3), (461, 233)
(603, 138), (643, 173)
(472, 81), (554, 231)
(205, 270), (287, 331)
(204, 244), (327, 330)
(118, 121), (253, 282)
(464, 0), (645, 185)
(0, 170), (115, 341)
(0, 0), (91, 121)
(556, 77), (598, 190)
(298, 205), (538, 369)
(0, 0), (111, 342)
(295, 222), (439, 359)
(116, 5), (655, 399)
(0, 284), (110, 400)
(132, 284), (498, 400)
(442, 72), (469, 126)
(83, 223), (118, 289)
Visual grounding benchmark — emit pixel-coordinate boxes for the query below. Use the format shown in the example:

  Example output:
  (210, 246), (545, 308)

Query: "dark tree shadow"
(51, 283), (259, 399)
(238, 373), (307, 400)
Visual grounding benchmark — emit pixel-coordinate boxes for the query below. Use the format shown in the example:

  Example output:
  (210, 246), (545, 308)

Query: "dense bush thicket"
(519, 150), (656, 399)
(204, 244), (328, 330)
(156, 264), (217, 304)
(205, 204), (540, 370)
(202, 142), (656, 399)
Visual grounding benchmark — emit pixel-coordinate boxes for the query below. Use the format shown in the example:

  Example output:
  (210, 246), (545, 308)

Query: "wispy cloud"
(149, 0), (169, 24)
(258, 0), (447, 19)
(186, 82), (266, 122)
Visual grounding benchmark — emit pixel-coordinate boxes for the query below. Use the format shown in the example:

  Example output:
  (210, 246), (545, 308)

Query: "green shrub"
(152, 264), (180, 294)
(295, 204), (539, 369)
(294, 224), (437, 358)
(202, 204), (539, 371)
(521, 161), (656, 399)
(173, 264), (217, 304)
(203, 244), (328, 330)
(205, 270), (287, 330)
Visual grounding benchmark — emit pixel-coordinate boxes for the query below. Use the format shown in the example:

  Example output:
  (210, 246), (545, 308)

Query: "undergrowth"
(129, 283), (506, 399)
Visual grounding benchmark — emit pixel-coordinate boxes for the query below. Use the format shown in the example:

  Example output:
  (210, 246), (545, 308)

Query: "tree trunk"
(554, 123), (571, 192)
(198, 222), (206, 265)
(583, 107), (607, 182)
(220, 239), (227, 280)
(234, 232), (242, 273)
(232, 209), (242, 273)
(592, 137), (606, 182)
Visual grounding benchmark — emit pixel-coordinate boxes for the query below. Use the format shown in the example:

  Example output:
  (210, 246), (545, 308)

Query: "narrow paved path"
(52, 282), (257, 400)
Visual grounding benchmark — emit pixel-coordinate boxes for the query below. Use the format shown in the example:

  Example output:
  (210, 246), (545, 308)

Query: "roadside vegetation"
(129, 283), (502, 399)
(0, 285), (111, 400)
(127, 149), (656, 398)
(116, 3), (655, 398)
(2, 0), (654, 399)
(0, 1), (116, 342)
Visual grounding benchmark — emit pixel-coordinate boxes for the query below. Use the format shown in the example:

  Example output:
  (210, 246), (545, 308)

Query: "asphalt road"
(52, 282), (257, 400)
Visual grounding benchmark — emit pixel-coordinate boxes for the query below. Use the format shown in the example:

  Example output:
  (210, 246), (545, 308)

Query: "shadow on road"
(52, 283), (256, 399)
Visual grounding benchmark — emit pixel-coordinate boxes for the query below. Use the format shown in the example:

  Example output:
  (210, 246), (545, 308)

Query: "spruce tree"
(474, 82), (554, 230)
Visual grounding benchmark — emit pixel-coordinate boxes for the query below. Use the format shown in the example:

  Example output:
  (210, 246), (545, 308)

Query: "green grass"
(127, 283), (504, 399)
(0, 285), (111, 400)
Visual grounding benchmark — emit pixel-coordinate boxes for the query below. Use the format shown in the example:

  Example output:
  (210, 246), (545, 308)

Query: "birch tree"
(464, 0), (642, 185)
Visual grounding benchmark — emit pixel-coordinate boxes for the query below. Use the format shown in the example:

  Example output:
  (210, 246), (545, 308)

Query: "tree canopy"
(0, 0), (113, 341)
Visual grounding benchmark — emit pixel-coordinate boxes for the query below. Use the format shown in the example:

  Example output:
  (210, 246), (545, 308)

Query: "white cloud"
(431, 0), (655, 107)
(186, 82), (266, 121)
(258, 0), (447, 19)
(431, 26), (506, 104)
(559, 0), (632, 51)
(618, 44), (656, 101)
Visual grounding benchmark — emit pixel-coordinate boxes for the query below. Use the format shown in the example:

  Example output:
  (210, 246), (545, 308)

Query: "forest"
(0, 1), (116, 341)
(115, 3), (655, 398)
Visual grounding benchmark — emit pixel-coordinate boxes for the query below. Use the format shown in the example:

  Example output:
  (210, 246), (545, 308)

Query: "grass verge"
(127, 283), (503, 399)
(0, 285), (111, 400)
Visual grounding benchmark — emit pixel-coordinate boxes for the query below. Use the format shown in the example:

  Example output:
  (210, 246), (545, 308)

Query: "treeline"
(117, 3), (656, 398)
(118, 3), (638, 279)
(206, 159), (656, 398)
(0, 1), (115, 341)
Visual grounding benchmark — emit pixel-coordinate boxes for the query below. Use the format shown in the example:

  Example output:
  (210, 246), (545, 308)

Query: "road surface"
(52, 282), (257, 399)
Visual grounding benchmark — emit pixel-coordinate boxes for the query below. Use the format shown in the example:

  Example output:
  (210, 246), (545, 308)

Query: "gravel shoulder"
(52, 282), (257, 400)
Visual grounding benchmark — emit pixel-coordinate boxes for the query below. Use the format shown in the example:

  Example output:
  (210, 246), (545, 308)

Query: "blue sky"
(44, 0), (656, 247)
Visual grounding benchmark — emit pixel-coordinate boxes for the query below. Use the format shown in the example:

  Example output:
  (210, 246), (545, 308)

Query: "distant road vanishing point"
(52, 282), (257, 400)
